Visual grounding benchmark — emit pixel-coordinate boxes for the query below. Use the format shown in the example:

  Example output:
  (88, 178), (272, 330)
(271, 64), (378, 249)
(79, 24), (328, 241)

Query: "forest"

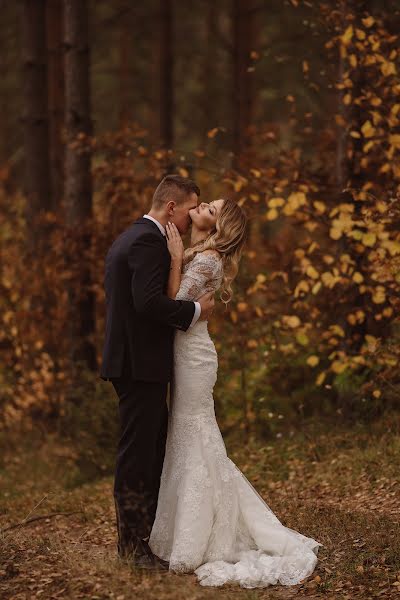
(1, 1), (400, 598)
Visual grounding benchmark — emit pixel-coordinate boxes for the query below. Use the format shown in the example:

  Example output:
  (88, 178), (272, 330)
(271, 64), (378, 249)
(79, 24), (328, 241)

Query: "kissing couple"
(100, 174), (322, 588)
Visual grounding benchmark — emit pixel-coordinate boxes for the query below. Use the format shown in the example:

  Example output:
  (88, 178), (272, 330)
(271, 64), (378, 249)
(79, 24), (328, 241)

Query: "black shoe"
(132, 552), (169, 571)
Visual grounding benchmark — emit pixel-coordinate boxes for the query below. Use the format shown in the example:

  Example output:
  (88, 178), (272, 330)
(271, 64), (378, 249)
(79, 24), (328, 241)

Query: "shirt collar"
(143, 214), (166, 237)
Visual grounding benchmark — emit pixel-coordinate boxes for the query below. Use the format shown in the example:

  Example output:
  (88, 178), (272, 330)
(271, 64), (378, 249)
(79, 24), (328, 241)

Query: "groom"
(100, 174), (214, 569)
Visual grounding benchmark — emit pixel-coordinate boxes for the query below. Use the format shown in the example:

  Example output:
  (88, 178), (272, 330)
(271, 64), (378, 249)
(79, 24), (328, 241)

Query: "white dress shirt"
(143, 214), (201, 328)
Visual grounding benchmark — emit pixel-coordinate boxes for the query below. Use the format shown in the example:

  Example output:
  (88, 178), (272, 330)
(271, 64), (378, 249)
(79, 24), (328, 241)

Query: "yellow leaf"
(307, 355), (320, 367)
(330, 324), (345, 338)
(306, 265), (319, 280)
(331, 360), (347, 374)
(372, 285), (386, 304)
(362, 232), (376, 247)
(381, 61), (397, 77)
(347, 313), (357, 325)
(296, 332), (309, 346)
(178, 167), (189, 178)
(294, 280), (310, 298)
(321, 272), (336, 287)
(268, 197), (285, 208)
(355, 28), (366, 40)
(313, 201), (326, 213)
(283, 315), (301, 328)
(323, 254), (334, 264)
(250, 169), (261, 178)
(389, 134), (400, 149)
(371, 96), (382, 106)
(350, 131), (361, 138)
(312, 281), (322, 294)
(362, 16), (374, 28)
(234, 179), (244, 192)
(285, 192), (307, 213)
(302, 60), (309, 73)
(379, 163), (390, 174)
(372, 389), (381, 398)
(352, 272), (364, 283)
(315, 371), (326, 386)
(247, 339), (258, 349)
(363, 140), (375, 153)
(330, 227), (342, 240)
(365, 334), (378, 348)
(361, 120), (375, 138)
(351, 229), (363, 240)
(341, 25), (353, 46)
(237, 302), (248, 312)
(349, 54), (358, 67)
(383, 306), (393, 317)
(343, 93), (352, 105)
(266, 208), (279, 221)
(256, 273), (267, 284)
(230, 310), (238, 323)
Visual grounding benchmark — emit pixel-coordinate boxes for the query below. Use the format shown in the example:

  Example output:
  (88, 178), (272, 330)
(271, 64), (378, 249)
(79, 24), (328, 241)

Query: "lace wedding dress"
(149, 251), (322, 588)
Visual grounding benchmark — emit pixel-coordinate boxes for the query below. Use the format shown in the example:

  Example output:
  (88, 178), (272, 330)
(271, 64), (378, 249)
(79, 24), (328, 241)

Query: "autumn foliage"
(0, 6), (399, 431)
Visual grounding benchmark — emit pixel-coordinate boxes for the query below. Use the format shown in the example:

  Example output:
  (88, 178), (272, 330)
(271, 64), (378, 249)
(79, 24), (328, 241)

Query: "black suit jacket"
(100, 217), (195, 382)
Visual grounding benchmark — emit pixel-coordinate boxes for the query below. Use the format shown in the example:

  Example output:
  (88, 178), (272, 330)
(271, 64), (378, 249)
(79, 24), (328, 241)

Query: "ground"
(1, 415), (399, 599)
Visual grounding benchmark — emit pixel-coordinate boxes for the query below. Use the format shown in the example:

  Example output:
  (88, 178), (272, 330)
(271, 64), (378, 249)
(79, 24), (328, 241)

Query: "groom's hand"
(198, 291), (215, 321)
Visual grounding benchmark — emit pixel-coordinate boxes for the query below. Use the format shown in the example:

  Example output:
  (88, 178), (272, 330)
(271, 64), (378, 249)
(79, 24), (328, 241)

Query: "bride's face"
(189, 199), (224, 233)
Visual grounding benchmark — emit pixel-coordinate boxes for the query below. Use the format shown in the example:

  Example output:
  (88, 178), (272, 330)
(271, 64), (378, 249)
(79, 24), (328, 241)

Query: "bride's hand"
(166, 222), (184, 263)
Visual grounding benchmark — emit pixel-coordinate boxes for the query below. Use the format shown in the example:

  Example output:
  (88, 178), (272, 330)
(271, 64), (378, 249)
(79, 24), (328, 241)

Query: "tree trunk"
(46, 0), (65, 210)
(159, 0), (174, 150)
(118, 0), (132, 128)
(64, 0), (92, 223)
(232, 0), (255, 169)
(21, 0), (51, 229)
(335, 9), (348, 192)
(203, 1), (218, 129)
(64, 0), (95, 369)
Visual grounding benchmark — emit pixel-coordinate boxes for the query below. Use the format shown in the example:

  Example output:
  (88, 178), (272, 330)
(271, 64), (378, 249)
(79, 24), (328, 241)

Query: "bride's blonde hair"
(184, 198), (247, 304)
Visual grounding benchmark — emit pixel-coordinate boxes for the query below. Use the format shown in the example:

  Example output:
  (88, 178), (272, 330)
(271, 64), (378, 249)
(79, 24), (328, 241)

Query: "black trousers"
(111, 368), (168, 552)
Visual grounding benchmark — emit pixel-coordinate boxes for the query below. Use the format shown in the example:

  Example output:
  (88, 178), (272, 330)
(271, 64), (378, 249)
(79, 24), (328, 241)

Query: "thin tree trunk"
(159, 0), (173, 150)
(21, 0), (51, 230)
(118, 1), (131, 128)
(232, 0), (255, 169)
(203, 1), (218, 128)
(64, 0), (91, 223)
(335, 7), (348, 192)
(47, 0), (65, 210)
(64, 0), (95, 369)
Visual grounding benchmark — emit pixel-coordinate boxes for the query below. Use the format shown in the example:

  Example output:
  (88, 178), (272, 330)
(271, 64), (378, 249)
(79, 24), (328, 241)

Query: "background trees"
(0, 0), (399, 430)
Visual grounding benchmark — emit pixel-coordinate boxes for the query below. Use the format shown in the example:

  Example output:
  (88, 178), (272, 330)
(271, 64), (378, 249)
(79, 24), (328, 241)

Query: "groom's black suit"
(100, 217), (195, 555)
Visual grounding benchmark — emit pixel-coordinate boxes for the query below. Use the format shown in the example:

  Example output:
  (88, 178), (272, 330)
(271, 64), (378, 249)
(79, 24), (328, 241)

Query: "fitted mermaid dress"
(149, 251), (322, 588)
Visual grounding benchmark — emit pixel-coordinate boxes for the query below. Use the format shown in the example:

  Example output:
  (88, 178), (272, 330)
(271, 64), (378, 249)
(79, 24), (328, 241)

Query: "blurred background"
(1, 1), (400, 597)
(1, 0), (399, 441)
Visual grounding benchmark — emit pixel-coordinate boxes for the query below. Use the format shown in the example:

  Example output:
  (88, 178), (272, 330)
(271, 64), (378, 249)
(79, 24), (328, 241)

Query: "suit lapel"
(134, 217), (167, 244)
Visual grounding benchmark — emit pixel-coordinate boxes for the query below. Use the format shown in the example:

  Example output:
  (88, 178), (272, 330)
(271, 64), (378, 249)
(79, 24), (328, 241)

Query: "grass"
(1, 414), (400, 599)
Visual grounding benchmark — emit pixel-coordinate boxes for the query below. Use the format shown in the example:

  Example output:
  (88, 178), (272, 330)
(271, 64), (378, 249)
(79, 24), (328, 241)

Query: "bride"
(148, 198), (322, 588)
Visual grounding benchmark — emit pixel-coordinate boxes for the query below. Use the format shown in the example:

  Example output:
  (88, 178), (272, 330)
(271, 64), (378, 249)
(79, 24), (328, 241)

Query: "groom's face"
(171, 193), (198, 235)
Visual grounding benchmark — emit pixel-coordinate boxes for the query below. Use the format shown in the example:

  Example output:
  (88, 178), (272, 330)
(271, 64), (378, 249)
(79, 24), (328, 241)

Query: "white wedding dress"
(149, 251), (322, 588)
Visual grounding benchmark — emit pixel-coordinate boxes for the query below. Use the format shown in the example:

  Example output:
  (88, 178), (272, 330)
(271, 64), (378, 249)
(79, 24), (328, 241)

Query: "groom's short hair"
(152, 174), (200, 209)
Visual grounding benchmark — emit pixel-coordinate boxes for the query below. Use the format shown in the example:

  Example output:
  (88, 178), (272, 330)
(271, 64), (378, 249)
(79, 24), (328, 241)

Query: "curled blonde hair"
(184, 198), (248, 304)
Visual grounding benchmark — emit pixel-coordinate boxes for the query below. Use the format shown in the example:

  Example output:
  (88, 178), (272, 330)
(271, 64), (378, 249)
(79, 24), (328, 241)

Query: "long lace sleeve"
(175, 252), (223, 301)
